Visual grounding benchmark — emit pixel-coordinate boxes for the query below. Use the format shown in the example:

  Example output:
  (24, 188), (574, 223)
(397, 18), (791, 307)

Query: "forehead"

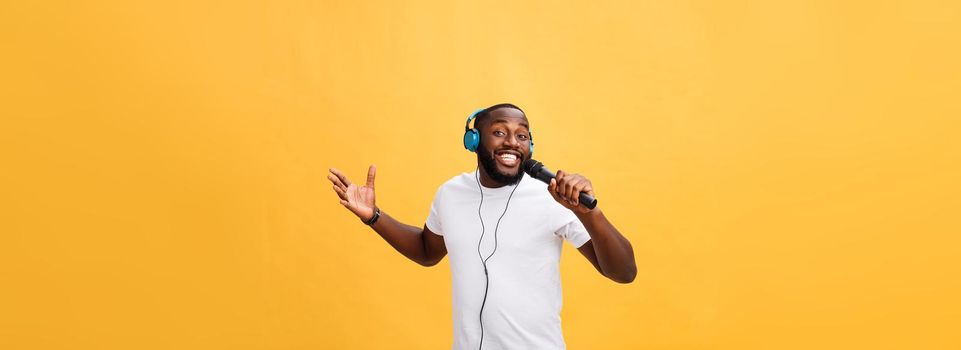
(485, 108), (529, 129)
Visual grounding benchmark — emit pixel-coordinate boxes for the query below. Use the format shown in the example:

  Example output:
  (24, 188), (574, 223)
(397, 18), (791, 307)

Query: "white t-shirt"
(425, 171), (591, 350)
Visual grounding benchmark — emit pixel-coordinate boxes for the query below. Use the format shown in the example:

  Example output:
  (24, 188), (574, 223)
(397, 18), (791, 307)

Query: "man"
(328, 103), (636, 349)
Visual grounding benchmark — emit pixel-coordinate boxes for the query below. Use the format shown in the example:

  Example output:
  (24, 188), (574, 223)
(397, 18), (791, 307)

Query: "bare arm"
(550, 170), (636, 283)
(368, 216), (447, 266)
(573, 210), (636, 283)
(328, 166), (447, 266)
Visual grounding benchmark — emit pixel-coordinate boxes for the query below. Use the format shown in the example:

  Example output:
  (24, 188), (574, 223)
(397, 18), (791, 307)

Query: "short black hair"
(474, 103), (524, 131)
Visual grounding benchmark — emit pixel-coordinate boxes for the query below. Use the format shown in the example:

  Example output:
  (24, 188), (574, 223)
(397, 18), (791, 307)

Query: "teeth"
(500, 154), (517, 161)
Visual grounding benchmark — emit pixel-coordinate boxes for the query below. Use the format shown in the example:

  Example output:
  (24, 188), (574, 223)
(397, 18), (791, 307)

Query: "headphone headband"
(464, 108), (485, 131)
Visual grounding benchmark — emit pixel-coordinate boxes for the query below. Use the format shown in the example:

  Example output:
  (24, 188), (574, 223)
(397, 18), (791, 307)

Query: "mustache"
(477, 146), (524, 185)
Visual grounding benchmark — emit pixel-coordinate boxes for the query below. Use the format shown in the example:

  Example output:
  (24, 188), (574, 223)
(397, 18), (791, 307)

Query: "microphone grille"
(521, 158), (542, 175)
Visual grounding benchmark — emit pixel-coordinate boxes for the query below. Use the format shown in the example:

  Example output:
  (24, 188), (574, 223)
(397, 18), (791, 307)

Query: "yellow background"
(2, 1), (959, 349)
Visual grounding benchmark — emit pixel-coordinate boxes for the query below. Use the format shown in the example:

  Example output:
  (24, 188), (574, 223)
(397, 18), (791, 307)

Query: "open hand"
(328, 165), (377, 222)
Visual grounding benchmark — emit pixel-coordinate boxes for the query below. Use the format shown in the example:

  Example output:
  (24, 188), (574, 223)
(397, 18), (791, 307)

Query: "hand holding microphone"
(522, 159), (598, 211)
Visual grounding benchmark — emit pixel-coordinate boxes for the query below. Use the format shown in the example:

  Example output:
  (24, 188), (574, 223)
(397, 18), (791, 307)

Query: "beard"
(477, 146), (525, 186)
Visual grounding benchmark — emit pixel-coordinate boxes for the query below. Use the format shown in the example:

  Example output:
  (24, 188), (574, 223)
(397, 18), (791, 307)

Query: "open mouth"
(495, 150), (521, 167)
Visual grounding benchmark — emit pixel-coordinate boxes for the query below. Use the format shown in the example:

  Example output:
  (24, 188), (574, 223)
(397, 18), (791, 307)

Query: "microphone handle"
(532, 168), (598, 209)
(578, 192), (598, 210)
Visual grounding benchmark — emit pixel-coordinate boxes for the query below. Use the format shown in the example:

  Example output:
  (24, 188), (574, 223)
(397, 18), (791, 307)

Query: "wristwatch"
(364, 207), (381, 226)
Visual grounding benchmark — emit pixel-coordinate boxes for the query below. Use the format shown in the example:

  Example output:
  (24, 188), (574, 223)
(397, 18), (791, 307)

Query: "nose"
(505, 132), (521, 148)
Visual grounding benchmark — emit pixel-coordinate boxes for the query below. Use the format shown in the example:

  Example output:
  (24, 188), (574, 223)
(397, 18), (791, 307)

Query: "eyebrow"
(489, 118), (530, 130)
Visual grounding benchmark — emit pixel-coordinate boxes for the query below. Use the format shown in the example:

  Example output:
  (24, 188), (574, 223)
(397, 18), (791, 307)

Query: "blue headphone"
(463, 108), (534, 155)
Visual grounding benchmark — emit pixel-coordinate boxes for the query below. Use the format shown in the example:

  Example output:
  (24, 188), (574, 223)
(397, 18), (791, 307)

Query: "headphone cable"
(475, 168), (520, 350)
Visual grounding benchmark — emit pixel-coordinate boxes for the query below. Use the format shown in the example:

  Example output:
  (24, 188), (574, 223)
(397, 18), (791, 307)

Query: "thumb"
(366, 164), (376, 188)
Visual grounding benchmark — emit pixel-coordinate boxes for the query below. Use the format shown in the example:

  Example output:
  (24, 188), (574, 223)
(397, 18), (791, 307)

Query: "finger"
(339, 199), (350, 208)
(548, 178), (565, 204)
(572, 181), (590, 206)
(366, 165), (376, 189)
(559, 173), (575, 202)
(332, 185), (347, 200)
(328, 174), (347, 190)
(555, 170), (567, 198)
(329, 168), (353, 187)
(565, 177), (580, 204)
(564, 174), (577, 205)
(560, 176), (577, 206)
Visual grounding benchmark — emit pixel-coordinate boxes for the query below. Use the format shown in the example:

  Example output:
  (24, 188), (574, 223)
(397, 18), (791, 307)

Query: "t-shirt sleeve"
(554, 209), (591, 248)
(424, 185), (445, 236)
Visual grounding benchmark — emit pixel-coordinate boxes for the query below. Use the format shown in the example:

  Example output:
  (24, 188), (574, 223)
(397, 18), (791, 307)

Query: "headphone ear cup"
(463, 128), (480, 152)
(529, 131), (534, 156)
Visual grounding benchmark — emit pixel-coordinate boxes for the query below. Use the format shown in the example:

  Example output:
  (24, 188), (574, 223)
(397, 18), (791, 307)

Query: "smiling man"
(328, 103), (636, 350)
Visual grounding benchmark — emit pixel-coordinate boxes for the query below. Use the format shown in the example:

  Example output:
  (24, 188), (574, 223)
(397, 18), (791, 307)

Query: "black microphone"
(522, 158), (598, 209)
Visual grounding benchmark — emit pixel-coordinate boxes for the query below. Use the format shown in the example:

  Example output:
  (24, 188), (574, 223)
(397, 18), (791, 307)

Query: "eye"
(493, 131), (505, 136)
(517, 134), (529, 141)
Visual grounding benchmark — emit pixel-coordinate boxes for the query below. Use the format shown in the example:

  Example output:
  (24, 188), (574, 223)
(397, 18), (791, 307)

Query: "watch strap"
(364, 207), (381, 225)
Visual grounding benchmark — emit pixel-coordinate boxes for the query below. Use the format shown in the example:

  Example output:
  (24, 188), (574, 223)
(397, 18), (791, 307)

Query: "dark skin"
(328, 107), (636, 283)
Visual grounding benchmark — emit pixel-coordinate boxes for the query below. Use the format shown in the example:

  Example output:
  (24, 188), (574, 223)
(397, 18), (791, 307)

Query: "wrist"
(363, 207), (381, 225)
(574, 206), (601, 220)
